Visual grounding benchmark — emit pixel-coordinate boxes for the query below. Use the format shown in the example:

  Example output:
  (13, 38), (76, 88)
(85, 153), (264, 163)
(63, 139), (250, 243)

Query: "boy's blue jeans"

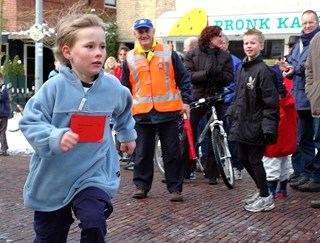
(33, 187), (113, 243)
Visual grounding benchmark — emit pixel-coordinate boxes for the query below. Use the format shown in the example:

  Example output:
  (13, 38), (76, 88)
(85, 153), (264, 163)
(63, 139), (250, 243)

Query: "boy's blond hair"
(52, 14), (105, 66)
(243, 28), (265, 44)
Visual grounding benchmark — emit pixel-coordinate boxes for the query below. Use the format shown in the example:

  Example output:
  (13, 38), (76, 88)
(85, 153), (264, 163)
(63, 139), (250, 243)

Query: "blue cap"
(134, 18), (153, 30)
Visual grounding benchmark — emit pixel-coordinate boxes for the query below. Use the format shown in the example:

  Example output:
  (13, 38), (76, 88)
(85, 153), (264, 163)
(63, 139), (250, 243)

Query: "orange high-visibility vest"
(126, 43), (183, 116)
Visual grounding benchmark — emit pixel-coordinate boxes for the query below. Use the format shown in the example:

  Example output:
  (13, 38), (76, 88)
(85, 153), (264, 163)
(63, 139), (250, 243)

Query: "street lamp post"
(35, 0), (43, 92)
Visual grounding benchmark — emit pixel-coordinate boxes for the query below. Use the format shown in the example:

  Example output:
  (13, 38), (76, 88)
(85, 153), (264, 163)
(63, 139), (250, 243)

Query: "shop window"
(229, 39), (285, 62)
(105, 0), (116, 7)
(263, 39), (284, 61)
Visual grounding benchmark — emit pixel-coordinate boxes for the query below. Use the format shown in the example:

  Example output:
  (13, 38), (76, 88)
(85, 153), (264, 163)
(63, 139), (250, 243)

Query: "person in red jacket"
(114, 45), (130, 80)
(263, 78), (297, 198)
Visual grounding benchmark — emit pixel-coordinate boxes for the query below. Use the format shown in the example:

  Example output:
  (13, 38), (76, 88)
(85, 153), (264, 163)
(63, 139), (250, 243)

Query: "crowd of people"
(14, 9), (320, 242)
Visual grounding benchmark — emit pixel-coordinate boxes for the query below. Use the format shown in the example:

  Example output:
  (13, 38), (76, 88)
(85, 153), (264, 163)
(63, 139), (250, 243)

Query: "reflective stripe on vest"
(127, 44), (182, 115)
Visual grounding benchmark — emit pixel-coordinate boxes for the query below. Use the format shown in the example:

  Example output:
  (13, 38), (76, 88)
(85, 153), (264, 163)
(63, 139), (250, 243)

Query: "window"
(105, 0), (116, 7)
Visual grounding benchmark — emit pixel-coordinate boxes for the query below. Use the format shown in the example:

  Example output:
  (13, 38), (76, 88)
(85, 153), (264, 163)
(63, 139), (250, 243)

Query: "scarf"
(301, 26), (320, 47)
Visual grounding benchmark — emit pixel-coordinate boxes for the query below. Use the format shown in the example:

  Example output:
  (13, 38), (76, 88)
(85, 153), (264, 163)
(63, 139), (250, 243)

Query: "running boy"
(227, 28), (279, 212)
(19, 14), (137, 242)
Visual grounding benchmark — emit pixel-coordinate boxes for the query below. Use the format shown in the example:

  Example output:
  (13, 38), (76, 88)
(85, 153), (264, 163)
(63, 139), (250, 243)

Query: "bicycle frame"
(154, 88), (235, 188)
(193, 91), (235, 189)
(195, 106), (231, 160)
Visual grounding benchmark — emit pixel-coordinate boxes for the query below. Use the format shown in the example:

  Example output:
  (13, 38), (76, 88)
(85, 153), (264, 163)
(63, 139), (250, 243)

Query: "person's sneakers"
(233, 168), (242, 180)
(276, 192), (288, 198)
(298, 181), (320, 192)
(245, 191), (260, 205)
(170, 191), (183, 202)
(132, 189), (147, 199)
(123, 161), (134, 171)
(276, 189), (288, 198)
(244, 195), (275, 212)
(190, 172), (196, 180)
(208, 178), (218, 185)
(121, 153), (131, 162)
(310, 200), (320, 208)
(289, 176), (309, 189)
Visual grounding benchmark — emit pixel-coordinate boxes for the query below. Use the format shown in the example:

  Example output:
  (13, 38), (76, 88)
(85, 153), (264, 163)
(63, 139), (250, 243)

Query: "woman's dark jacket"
(184, 46), (233, 100)
(228, 55), (279, 146)
(0, 84), (10, 118)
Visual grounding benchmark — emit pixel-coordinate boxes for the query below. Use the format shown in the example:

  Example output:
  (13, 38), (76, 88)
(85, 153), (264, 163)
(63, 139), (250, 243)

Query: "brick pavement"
(1, 155), (320, 242)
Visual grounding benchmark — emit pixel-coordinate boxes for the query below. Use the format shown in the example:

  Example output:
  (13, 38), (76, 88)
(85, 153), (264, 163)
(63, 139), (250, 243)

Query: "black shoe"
(132, 189), (147, 199)
(288, 173), (300, 183)
(209, 178), (218, 185)
(289, 176), (309, 189)
(298, 181), (320, 192)
(0, 151), (9, 156)
(170, 191), (183, 202)
(311, 200), (320, 208)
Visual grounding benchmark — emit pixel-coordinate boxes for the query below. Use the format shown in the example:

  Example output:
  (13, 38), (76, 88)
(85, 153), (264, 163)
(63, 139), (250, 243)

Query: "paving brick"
(1, 156), (320, 242)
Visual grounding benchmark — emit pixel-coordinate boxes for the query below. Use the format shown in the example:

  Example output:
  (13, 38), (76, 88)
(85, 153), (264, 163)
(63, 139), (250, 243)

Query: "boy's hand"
(120, 141), (136, 155)
(60, 131), (79, 152)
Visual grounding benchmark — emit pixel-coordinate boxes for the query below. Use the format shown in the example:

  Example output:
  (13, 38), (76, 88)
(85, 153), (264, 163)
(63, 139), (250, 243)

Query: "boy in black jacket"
(228, 28), (279, 212)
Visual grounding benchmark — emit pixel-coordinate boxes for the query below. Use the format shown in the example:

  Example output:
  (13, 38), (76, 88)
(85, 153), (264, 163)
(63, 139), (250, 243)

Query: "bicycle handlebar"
(190, 87), (234, 109)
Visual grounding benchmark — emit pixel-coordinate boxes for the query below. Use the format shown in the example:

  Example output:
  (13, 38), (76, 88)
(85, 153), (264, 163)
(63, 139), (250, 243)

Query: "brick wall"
(3, 0), (18, 31)
(2, 0), (110, 32)
(117, 0), (175, 45)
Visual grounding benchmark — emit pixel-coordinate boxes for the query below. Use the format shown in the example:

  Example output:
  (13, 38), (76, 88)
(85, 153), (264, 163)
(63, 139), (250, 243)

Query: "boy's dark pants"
(238, 143), (269, 197)
(33, 187), (113, 243)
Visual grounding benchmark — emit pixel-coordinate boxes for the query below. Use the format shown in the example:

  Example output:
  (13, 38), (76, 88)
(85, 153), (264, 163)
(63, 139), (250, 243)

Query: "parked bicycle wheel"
(212, 127), (235, 189)
(154, 131), (205, 176)
(154, 133), (165, 175)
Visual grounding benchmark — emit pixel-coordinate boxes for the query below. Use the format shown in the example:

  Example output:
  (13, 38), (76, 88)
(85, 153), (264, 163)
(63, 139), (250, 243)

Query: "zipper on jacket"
(78, 97), (87, 111)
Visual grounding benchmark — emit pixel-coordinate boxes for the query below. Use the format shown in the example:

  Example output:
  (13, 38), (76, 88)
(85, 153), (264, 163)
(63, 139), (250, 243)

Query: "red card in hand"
(70, 114), (106, 142)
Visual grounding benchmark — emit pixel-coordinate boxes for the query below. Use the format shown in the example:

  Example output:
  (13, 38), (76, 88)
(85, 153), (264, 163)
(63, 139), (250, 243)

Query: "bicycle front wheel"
(212, 127), (235, 189)
(154, 134), (165, 175)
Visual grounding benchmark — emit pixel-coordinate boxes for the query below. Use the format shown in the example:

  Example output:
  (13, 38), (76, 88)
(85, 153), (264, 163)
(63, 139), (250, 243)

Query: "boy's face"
(243, 35), (264, 61)
(62, 26), (106, 83)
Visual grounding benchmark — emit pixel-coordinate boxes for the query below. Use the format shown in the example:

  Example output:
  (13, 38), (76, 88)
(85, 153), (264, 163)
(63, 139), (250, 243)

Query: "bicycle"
(154, 117), (186, 175)
(154, 88), (235, 189)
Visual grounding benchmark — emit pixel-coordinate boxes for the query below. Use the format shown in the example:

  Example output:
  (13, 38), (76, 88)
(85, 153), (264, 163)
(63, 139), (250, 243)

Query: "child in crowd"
(227, 28), (279, 212)
(112, 45), (134, 168)
(19, 14), (136, 242)
(104, 56), (117, 75)
(114, 45), (130, 80)
(263, 68), (298, 199)
(0, 72), (10, 156)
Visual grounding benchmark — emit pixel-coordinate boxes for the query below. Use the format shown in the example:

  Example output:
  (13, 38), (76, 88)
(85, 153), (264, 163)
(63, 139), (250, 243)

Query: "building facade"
(116, 0), (175, 49)
(2, 0), (320, 92)
(117, 0), (320, 62)
(1, 0), (115, 91)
